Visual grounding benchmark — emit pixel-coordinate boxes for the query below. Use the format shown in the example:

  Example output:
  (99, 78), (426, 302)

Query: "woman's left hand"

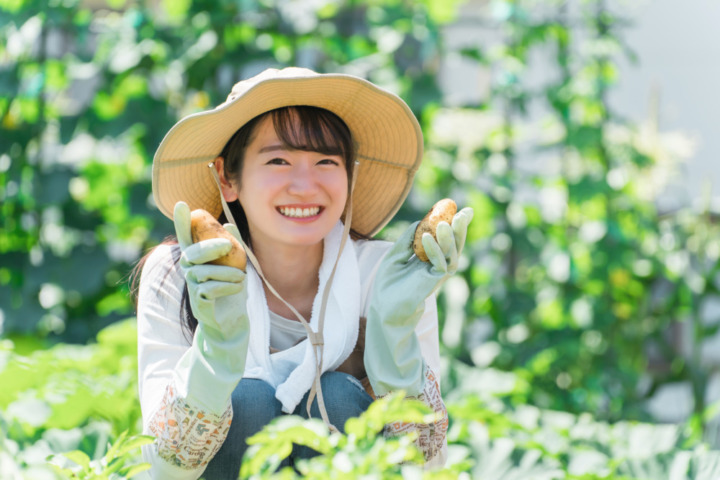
(364, 206), (473, 397)
(420, 206), (474, 276)
(371, 206), (474, 306)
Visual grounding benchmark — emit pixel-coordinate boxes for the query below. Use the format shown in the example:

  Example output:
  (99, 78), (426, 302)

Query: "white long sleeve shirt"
(136, 238), (447, 479)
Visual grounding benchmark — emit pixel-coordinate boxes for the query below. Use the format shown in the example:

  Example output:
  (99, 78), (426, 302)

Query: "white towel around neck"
(241, 221), (361, 413)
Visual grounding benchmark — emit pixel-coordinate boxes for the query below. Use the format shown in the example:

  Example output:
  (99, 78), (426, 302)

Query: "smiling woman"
(218, 108), (350, 252)
(131, 67), (473, 479)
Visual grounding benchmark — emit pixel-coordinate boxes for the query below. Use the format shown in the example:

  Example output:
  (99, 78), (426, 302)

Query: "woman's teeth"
(279, 206), (320, 218)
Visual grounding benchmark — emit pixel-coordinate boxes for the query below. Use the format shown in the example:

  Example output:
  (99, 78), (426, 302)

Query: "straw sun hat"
(152, 67), (424, 237)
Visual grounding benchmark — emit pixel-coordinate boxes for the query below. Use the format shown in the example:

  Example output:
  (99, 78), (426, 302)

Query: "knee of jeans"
(230, 378), (282, 419)
(320, 370), (364, 390)
(319, 371), (373, 413)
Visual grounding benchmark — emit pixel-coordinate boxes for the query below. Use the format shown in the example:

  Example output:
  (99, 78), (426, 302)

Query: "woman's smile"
(277, 205), (323, 219)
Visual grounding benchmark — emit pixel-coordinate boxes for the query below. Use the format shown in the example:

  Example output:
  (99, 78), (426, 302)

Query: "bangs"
(271, 106), (353, 159)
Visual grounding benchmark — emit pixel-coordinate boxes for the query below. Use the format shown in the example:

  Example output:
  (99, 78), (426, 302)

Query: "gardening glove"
(172, 201), (251, 414)
(364, 207), (473, 397)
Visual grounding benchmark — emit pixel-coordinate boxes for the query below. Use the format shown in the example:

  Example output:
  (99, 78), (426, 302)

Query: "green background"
(2, 0), (720, 477)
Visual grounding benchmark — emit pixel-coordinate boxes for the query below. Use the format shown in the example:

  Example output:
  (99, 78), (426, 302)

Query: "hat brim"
(152, 72), (423, 237)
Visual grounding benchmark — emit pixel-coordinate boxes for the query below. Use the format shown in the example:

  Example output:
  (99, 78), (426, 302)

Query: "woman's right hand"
(173, 201), (249, 340)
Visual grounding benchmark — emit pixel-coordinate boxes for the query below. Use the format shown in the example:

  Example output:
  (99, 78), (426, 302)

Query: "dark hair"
(131, 106), (366, 342)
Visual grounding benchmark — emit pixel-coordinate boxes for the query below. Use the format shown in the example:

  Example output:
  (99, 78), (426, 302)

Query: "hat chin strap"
(209, 161), (360, 433)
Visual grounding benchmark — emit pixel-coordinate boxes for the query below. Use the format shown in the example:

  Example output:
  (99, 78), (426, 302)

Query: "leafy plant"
(439, 362), (720, 480)
(239, 393), (430, 479)
(415, 0), (716, 430)
(0, 319), (142, 477)
(0, 320), (719, 479)
(48, 431), (153, 480)
(233, 370), (720, 479)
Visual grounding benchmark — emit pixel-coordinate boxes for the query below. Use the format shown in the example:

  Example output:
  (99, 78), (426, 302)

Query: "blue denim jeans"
(201, 371), (372, 480)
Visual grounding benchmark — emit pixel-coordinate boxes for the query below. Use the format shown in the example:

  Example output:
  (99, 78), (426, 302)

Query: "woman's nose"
(287, 163), (319, 195)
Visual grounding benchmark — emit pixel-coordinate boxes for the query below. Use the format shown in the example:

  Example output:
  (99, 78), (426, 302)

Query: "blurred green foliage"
(2, 320), (720, 479)
(0, 319), (145, 477)
(0, 0), (450, 339)
(410, 1), (720, 428)
(1, 0), (720, 463)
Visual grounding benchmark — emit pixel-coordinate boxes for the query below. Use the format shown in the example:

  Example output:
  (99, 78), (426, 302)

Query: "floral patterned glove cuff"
(381, 366), (448, 462)
(148, 382), (233, 470)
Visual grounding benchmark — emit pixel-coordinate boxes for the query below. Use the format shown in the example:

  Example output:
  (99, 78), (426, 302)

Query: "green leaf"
(113, 434), (156, 458)
(119, 462), (152, 478)
(59, 449), (92, 469)
(103, 430), (128, 462)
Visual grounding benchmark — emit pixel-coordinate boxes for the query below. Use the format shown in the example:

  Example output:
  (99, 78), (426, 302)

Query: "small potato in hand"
(413, 199), (457, 262)
(190, 209), (247, 271)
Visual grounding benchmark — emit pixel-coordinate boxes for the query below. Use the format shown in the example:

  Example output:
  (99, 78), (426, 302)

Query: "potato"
(413, 199), (457, 262)
(190, 209), (247, 271)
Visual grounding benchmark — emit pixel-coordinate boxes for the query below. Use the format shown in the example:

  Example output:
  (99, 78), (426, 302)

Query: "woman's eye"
(267, 158), (288, 165)
(318, 158), (340, 166)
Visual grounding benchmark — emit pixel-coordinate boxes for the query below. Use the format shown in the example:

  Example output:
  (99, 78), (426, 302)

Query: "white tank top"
(269, 310), (308, 350)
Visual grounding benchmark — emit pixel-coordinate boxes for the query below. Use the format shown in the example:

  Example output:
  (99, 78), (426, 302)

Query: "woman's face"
(235, 114), (349, 250)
